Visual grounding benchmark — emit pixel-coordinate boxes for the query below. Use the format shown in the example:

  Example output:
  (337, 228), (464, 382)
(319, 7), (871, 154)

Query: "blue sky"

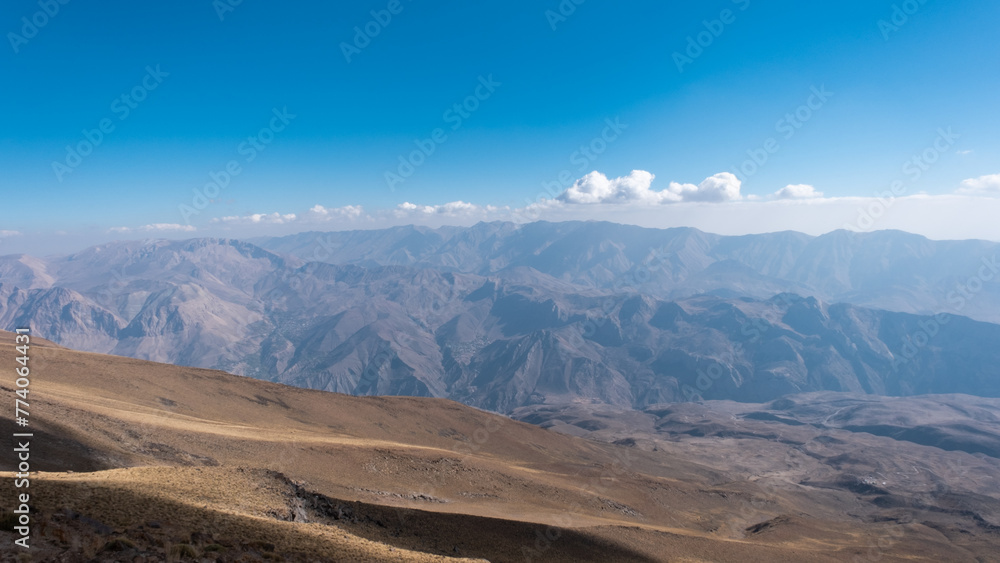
(1, 0), (999, 254)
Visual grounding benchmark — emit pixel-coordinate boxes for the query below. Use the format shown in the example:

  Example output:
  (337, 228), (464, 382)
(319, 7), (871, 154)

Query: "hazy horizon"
(6, 216), (1000, 258)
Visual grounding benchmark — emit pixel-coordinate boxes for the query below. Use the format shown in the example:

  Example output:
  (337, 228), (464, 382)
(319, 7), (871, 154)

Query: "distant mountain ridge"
(255, 221), (1000, 324)
(1, 223), (999, 412)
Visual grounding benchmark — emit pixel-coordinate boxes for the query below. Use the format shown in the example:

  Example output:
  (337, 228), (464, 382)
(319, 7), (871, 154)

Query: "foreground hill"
(3, 236), (1000, 411)
(2, 332), (999, 561)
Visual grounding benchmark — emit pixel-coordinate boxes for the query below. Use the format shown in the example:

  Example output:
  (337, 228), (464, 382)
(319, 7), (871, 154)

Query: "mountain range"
(255, 222), (1000, 323)
(1, 221), (999, 412)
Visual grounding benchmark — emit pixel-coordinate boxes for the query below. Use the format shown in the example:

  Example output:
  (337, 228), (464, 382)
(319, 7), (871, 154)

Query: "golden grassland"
(0, 332), (992, 561)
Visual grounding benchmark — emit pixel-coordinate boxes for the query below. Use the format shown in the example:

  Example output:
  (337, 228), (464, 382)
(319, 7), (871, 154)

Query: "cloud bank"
(212, 213), (298, 225)
(110, 224), (197, 234)
(97, 170), (1000, 245)
(772, 184), (823, 199)
(957, 174), (1000, 196)
(557, 170), (742, 204)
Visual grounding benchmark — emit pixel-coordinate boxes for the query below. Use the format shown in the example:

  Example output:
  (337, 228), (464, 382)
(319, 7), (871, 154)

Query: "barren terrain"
(1, 331), (998, 561)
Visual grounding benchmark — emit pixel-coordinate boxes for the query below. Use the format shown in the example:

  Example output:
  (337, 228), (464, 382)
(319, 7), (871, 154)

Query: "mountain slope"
(3, 332), (998, 561)
(2, 235), (1000, 412)
(259, 222), (1000, 323)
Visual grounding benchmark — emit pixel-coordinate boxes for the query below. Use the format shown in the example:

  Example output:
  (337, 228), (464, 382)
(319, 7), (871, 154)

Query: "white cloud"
(145, 223), (197, 232)
(145, 170), (1000, 244)
(209, 206), (369, 228)
(956, 149), (973, 155)
(212, 213), (298, 225)
(109, 224), (197, 234)
(957, 174), (1000, 196)
(394, 200), (488, 217)
(670, 172), (743, 203)
(557, 170), (742, 204)
(307, 204), (364, 221)
(0, 230), (22, 238)
(557, 170), (655, 204)
(773, 184), (823, 200)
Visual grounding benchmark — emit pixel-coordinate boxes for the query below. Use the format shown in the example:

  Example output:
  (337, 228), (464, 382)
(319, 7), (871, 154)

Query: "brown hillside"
(0, 331), (991, 562)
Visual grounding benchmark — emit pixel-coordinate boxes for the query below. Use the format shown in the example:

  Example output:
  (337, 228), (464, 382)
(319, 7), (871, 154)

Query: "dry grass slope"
(0, 331), (994, 561)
